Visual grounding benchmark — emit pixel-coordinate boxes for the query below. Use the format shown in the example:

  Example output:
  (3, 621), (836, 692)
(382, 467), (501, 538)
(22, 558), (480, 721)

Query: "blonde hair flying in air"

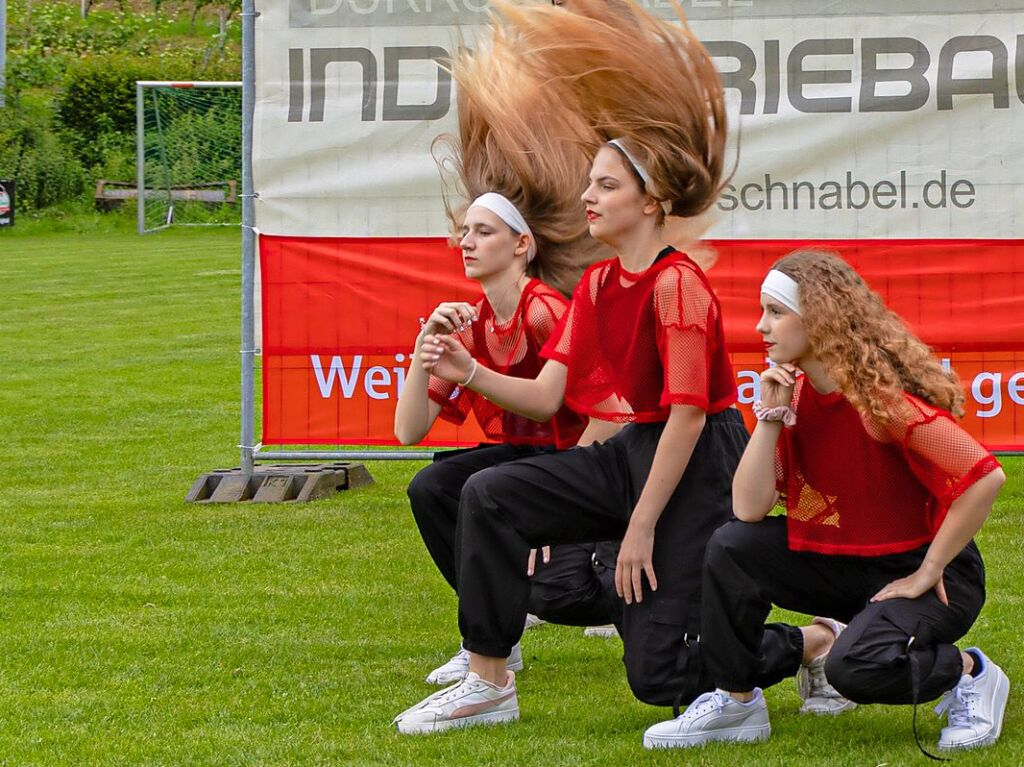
(433, 28), (608, 297)
(491, 0), (731, 220)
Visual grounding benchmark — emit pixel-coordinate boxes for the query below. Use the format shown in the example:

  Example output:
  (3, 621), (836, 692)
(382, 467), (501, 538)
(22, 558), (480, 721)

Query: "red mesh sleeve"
(889, 394), (1001, 508)
(525, 292), (566, 350)
(654, 264), (714, 410)
(427, 375), (473, 425)
(542, 270), (598, 365)
(539, 310), (571, 364)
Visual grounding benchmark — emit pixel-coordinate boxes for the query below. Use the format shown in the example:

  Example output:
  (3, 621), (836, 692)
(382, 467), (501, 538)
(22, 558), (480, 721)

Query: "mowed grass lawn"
(1, 226), (1022, 766)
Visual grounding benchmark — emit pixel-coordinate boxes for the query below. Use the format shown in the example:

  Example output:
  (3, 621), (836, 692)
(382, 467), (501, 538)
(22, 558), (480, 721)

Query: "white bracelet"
(458, 359), (479, 388)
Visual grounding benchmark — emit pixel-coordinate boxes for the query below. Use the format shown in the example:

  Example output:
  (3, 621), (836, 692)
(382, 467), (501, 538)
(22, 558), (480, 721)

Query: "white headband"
(607, 139), (673, 215)
(761, 269), (800, 315)
(469, 192), (537, 262)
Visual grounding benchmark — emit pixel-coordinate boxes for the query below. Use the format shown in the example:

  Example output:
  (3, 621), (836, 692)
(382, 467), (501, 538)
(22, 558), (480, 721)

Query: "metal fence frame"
(234, 0), (1020, 468)
(238, 1), (435, 468)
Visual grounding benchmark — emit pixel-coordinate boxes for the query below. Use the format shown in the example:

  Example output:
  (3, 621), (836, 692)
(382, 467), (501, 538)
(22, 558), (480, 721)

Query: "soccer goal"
(135, 81), (243, 234)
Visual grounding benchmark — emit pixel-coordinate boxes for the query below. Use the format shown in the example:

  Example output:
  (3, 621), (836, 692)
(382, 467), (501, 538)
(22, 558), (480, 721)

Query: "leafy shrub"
(57, 49), (240, 169)
(2, 1), (242, 213)
(57, 54), (164, 166)
(4, 1), (160, 91)
(0, 104), (86, 211)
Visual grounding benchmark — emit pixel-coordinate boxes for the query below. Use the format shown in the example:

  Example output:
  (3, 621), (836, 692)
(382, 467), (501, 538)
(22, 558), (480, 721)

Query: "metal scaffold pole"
(240, 0), (256, 475)
(0, 0), (7, 108)
(135, 83), (145, 234)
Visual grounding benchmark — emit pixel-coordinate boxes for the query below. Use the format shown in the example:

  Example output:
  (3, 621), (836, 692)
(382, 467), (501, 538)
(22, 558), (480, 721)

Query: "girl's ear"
(515, 233), (531, 258)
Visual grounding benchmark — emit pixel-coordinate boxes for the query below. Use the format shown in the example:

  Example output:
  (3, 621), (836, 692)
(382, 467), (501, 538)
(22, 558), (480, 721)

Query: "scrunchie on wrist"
(752, 399), (796, 426)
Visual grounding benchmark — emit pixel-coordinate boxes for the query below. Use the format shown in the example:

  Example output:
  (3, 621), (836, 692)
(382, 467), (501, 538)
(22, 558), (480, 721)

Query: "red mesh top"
(428, 279), (587, 449)
(777, 378), (1002, 556)
(541, 248), (737, 422)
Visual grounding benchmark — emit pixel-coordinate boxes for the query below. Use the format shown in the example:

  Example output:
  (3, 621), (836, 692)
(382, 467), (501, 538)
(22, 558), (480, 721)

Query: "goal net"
(135, 81), (243, 234)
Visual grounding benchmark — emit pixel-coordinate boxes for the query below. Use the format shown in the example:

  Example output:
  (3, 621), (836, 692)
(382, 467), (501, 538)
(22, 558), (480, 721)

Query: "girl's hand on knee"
(616, 524), (657, 605)
(870, 565), (948, 606)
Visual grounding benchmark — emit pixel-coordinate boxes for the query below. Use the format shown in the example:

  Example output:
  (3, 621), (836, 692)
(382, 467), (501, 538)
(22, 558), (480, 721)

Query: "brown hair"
(432, 31), (608, 297)
(773, 250), (966, 420)
(492, 0), (730, 218)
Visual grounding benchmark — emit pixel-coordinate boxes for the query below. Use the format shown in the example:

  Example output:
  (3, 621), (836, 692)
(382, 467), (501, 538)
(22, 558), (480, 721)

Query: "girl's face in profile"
(581, 146), (654, 245)
(459, 206), (528, 281)
(756, 293), (809, 365)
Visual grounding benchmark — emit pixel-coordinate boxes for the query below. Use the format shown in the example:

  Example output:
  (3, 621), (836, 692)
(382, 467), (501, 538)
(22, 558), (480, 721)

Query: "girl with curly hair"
(644, 250), (1008, 754)
(392, 0), (756, 736)
(393, 23), (619, 688)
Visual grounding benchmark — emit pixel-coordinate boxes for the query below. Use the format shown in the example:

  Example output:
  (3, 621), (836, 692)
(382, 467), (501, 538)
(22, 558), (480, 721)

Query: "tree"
(191, 1), (241, 40)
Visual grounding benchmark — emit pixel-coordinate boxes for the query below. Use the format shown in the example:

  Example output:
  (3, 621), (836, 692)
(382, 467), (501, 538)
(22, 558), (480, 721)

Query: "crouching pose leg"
(644, 251), (1008, 754)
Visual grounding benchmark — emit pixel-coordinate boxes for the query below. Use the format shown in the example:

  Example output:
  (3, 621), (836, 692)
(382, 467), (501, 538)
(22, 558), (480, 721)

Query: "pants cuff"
(462, 639), (514, 659)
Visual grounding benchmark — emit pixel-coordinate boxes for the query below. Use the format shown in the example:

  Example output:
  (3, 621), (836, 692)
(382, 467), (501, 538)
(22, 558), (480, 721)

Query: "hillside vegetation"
(1, 0), (242, 223)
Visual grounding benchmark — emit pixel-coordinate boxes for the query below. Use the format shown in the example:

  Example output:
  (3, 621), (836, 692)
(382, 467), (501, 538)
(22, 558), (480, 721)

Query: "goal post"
(135, 81), (243, 235)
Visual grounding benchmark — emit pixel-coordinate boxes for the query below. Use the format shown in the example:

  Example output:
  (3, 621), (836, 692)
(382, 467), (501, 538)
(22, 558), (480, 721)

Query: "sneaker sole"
(395, 707), (520, 735)
(643, 723), (771, 749)
(938, 668), (1010, 751)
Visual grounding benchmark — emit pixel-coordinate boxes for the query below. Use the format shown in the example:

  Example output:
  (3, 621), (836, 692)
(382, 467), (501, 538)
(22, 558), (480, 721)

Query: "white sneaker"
(524, 613), (546, 630)
(583, 624), (619, 638)
(936, 648), (1010, 751)
(642, 689), (771, 749)
(425, 643), (524, 686)
(796, 618), (857, 715)
(394, 671), (519, 734)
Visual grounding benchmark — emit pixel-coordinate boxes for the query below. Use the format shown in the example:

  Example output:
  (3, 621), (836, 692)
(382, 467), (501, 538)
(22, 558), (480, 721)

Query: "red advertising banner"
(260, 235), (1024, 449)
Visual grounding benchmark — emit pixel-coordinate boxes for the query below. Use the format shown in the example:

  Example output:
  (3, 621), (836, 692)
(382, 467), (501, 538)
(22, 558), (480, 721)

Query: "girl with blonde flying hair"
(394, 29), (619, 688)
(394, 0), (765, 736)
(643, 250), (1008, 753)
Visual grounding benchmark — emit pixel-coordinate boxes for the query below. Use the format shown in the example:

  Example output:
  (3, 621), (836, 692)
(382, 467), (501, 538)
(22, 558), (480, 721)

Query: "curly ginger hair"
(773, 250), (966, 420)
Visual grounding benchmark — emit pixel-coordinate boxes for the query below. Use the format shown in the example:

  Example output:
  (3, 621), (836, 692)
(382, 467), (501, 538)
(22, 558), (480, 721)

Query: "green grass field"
(1, 226), (1022, 766)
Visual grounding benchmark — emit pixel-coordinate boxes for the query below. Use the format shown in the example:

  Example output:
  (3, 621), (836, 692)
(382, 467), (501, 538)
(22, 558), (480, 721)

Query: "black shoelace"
(908, 636), (950, 761)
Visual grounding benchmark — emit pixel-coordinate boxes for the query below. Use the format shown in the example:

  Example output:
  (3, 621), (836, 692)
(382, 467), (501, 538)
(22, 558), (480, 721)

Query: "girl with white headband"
(395, 0), (753, 736)
(393, 30), (618, 692)
(645, 250), (1008, 754)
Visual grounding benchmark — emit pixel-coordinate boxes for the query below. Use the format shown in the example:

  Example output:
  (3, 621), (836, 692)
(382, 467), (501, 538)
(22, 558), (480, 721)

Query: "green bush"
(12, 2), (157, 56)
(56, 54), (165, 166)
(4, 1), (159, 91)
(0, 103), (87, 212)
(57, 49), (241, 170)
(2, 0), (243, 214)
(5, 48), (67, 91)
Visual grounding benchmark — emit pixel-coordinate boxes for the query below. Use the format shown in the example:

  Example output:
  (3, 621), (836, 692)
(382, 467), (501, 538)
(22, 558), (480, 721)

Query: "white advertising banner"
(254, 0), (1024, 239)
(253, 1), (1024, 450)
